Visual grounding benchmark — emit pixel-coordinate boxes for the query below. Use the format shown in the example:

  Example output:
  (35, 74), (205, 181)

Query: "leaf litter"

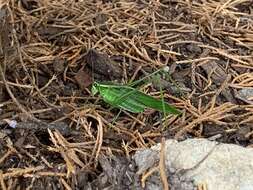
(0, 0), (252, 189)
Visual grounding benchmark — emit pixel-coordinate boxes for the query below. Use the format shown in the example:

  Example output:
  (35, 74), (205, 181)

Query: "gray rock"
(133, 139), (253, 190)
(236, 88), (253, 104)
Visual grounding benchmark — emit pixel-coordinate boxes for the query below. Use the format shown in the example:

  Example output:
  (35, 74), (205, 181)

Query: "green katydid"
(91, 72), (181, 115)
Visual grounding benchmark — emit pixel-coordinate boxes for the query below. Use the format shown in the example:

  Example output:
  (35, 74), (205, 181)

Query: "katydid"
(91, 81), (181, 115)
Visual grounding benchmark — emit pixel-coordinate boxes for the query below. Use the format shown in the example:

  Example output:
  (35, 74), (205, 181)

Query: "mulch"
(0, 0), (252, 189)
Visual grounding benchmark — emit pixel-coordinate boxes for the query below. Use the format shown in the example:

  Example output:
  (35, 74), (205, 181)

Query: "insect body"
(92, 82), (181, 115)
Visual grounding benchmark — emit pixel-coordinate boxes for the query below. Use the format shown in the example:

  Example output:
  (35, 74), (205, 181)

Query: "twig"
(0, 171), (7, 190)
(141, 166), (159, 188)
(159, 137), (169, 190)
(0, 59), (39, 122)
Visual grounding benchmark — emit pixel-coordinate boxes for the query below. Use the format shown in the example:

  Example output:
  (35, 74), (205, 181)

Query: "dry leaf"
(74, 69), (93, 89)
(200, 61), (227, 84)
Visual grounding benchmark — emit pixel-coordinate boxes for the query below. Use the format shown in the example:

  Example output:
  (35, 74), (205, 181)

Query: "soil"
(0, 0), (252, 189)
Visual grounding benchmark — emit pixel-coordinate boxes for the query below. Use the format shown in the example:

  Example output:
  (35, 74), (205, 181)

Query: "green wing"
(94, 82), (181, 114)
(128, 89), (181, 114)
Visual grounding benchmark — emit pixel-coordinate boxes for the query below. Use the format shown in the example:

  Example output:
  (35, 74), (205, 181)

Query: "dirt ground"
(0, 0), (252, 189)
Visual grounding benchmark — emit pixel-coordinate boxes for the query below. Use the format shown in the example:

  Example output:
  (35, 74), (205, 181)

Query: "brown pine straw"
(159, 137), (169, 190)
(0, 60), (37, 122)
(141, 166), (159, 188)
(88, 114), (103, 164)
(141, 137), (169, 189)
(2, 166), (44, 179)
(46, 114), (104, 176)
(35, 172), (66, 177)
(0, 0), (252, 188)
(230, 73), (253, 88)
(0, 149), (14, 165)
(175, 102), (238, 139)
(197, 183), (208, 190)
(60, 178), (72, 190)
(0, 170), (7, 190)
